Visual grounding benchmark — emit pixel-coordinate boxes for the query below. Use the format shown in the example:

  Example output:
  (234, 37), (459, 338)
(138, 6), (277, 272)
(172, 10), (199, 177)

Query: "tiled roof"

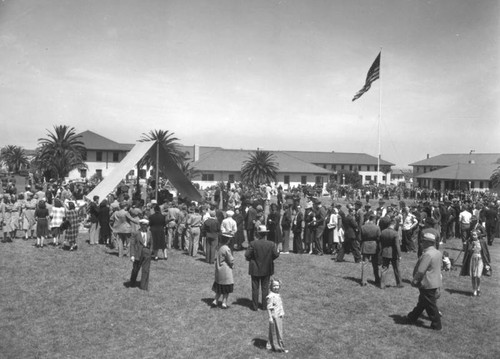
(178, 145), (222, 161)
(78, 130), (134, 151)
(415, 163), (498, 181)
(284, 151), (394, 166)
(409, 153), (500, 167)
(193, 149), (332, 174)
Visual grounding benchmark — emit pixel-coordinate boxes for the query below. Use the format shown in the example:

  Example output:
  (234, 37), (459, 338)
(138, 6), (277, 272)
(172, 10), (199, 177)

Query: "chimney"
(426, 154), (430, 159)
(193, 145), (200, 162)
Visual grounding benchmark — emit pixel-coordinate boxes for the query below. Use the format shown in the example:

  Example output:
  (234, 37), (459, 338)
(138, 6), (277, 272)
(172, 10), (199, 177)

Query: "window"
(96, 151), (103, 162)
(202, 174), (214, 181)
(470, 181), (475, 189)
(341, 165), (345, 170)
(113, 152), (119, 162)
(284, 175), (290, 184)
(367, 165), (371, 171)
(82, 152), (87, 161)
(365, 175), (372, 181)
(382, 176), (386, 181)
(301, 176), (307, 185)
(332, 165), (336, 171)
(479, 181), (484, 189)
(228, 174), (235, 183)
(95, 169), (102, 178)
(128, 170), (135, 176)
(349, 165), (353, 171)
(80, 169), (87, 178)
(138, 169), (147, 179)
(315, 176), (323, 184)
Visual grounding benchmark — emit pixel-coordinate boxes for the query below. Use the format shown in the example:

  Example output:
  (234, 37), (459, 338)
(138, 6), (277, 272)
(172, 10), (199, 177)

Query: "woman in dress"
(22, 192), (37, 240)
(9, 194), (22, 240)
(460, 230), (491, 296)
(149, 205), (167, 260)
(49, 198), (66, 246)
(211, 235), (234, 309)
(64, 201), (81, 251)
(35, 200), (50, 248)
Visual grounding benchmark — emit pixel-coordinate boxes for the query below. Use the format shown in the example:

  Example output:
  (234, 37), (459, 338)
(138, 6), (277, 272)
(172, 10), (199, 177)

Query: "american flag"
(352, 52), (381, 102)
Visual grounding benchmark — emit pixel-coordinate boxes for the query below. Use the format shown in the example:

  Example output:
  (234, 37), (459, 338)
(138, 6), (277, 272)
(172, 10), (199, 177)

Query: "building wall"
(193, 171), (329, 189)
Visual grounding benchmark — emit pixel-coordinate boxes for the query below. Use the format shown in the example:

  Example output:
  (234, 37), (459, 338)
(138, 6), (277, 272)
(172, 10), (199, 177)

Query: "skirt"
(470, 253), (483, 278)
(36, 218), (50, 237)
(212, 281), (233, 294)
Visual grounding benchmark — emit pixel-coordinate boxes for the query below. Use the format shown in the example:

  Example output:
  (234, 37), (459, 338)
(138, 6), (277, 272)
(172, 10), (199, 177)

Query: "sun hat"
(226, 210), (234, 217)
(139, 218), (149, 225)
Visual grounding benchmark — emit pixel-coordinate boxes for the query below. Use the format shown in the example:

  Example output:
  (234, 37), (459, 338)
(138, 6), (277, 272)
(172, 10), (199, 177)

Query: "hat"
(305, 202), (313, 209)
(422, 232), (437, 243)
(226, 210), (234, 217)
(139, 219), (149, 225)
(335, 204), (342, 208)
(257, 225), (269, 233)
(256, 205), (263, 211)
(355, 200), (363, 207)
(151, 199), (157, 205)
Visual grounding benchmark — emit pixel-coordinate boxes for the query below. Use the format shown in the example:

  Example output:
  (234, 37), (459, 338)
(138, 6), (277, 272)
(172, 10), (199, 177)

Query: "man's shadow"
(233, 297), (255, 310)
(445, 288), (471, 296)
(342, 276), (360, 284)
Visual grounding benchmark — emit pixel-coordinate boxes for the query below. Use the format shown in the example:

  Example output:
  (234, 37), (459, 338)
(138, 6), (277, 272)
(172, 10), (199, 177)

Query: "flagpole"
(377, 48), (382, 187)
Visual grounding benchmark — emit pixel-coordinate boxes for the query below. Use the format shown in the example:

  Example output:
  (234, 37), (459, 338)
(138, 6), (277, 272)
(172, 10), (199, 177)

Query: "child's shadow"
(251, 338), (268, 349)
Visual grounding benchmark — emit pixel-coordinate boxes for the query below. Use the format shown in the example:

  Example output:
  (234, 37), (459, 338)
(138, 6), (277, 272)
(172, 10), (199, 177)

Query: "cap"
(226, 210), (234, 217)
(422, 232), (437, 243)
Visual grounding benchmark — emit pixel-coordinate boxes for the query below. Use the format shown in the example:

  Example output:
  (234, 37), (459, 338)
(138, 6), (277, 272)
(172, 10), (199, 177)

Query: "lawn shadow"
(196, 258), (208, 263)
(251, 338), (268, 350)
(342, 276), (360, 285)
(106, 251), (119, 257)
(445, 288), (471, 296)
(233, 297), (254, 310)
(402, 279), (412, 285)
(201, 298), (215, 307)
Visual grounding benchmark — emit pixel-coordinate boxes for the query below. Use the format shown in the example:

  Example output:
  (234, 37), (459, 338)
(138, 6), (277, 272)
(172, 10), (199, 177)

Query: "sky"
(0, 0), (499, 168)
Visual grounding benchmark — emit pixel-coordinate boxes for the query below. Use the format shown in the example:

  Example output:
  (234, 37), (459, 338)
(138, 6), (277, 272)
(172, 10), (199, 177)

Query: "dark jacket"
(245, 237), (279, 277)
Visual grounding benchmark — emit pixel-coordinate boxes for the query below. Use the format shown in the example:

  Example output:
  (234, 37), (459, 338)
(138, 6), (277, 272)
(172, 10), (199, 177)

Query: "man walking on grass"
(406, 232), (442, 331)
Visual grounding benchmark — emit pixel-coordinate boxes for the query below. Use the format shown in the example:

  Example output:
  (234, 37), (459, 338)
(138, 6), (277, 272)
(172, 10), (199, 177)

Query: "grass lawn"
(1, 199), (499, 358)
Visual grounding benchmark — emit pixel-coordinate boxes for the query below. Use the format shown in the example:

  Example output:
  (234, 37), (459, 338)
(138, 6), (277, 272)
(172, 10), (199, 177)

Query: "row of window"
(89, 152), (120, 162)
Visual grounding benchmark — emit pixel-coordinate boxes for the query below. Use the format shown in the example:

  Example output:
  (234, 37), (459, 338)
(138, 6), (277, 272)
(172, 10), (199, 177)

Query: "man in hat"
(245, 225), (280, 311)
(377, 199), (387, 219)
(312, 199), (327, 255)
(245, 201), (258, 244)
(127, 218), (152, 290)
(419, 218), (440, 257)
(484, 202), (498, 246)
(360, 214), (381, 286)
(221, 210), (237, 252)
(407, 231), (442, 331)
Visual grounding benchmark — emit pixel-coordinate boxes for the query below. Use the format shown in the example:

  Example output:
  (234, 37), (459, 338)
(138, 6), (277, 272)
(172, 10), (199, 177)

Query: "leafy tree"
(36, 125), (87, 181)
(490, 165), (500, 189)
(241, 150), (279, 186)
(338, 169), (362, 188)
(138, 129), (185, 170)
(0, 145), (29, 173)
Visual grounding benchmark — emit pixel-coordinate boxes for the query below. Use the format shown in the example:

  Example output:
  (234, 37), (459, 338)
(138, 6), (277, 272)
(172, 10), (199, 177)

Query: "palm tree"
(37, 125), (87, 181)
(0, 145), (29, 173)
(241, 150), (279, 186)
(179, 159), (201, 181)
(490, 165), (500, 189)
(138, 129), (185, 169)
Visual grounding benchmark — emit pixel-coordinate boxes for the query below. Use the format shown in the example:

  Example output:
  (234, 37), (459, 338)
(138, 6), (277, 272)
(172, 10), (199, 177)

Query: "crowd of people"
(1, 179), (498, 339)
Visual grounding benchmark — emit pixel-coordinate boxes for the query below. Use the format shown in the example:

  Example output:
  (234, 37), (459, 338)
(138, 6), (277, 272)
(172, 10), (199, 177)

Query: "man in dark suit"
(380, 219), (402, 289)
(127, 219), (152, 291)
(245, 225), (280, 311)
(245, 201), (258, 243)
